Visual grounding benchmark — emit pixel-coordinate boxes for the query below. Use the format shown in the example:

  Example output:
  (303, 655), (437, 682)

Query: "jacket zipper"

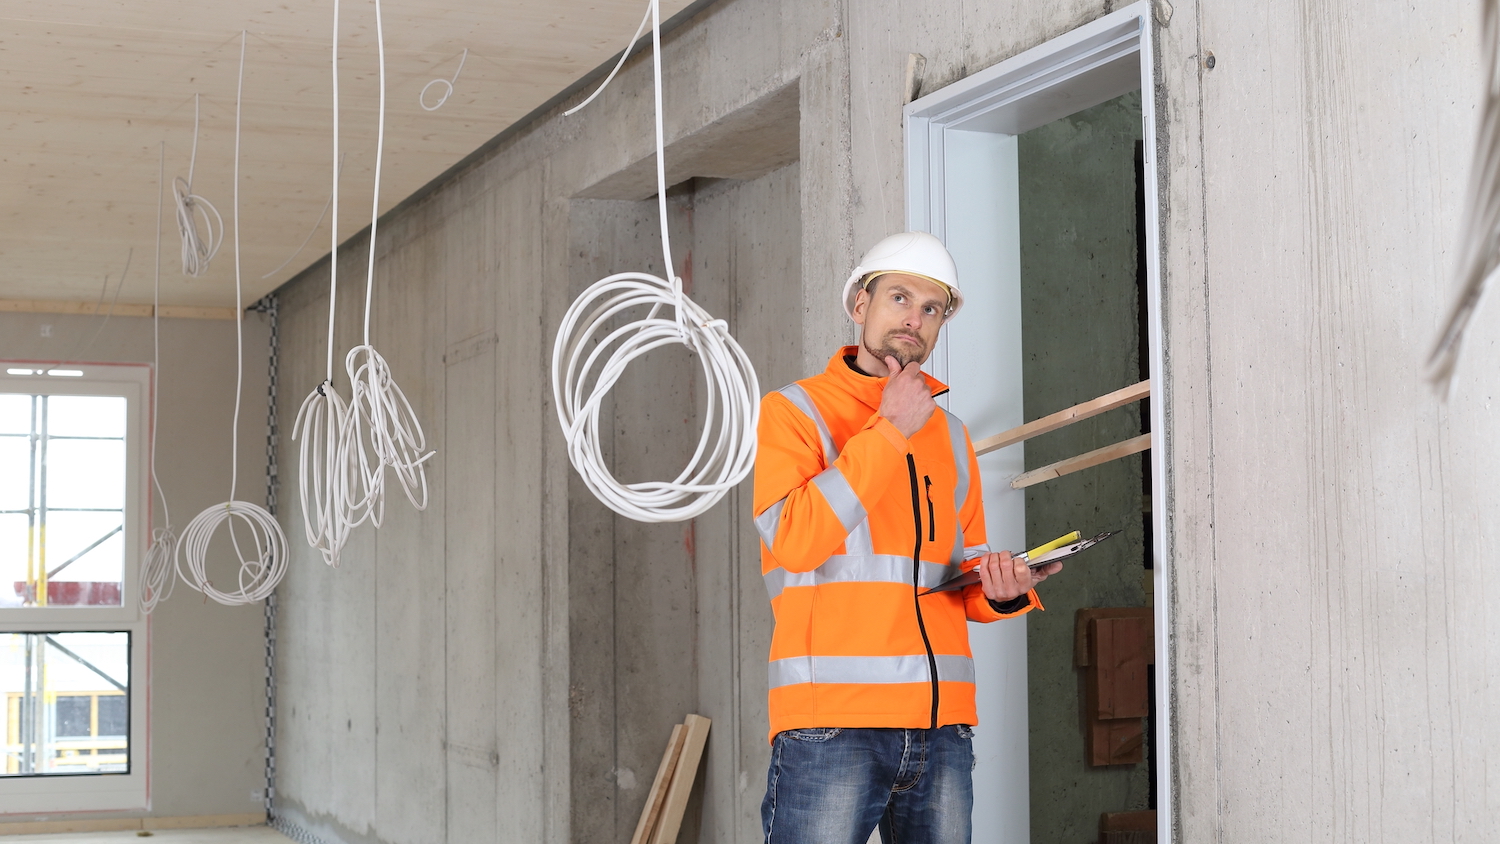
(907, 455), (940, 730)
(924, 476), (936, 542)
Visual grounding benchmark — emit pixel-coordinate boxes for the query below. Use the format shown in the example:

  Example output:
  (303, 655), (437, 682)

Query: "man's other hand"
(878, 355), (937, 439)
(974, 551), (1062, 603)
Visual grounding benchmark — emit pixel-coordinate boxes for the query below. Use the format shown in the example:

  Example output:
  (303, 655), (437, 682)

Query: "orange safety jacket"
(754, 346), (1040, 742)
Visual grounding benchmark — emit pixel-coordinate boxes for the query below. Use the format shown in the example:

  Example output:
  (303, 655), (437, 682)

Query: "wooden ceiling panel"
(0, 0), (695, 308)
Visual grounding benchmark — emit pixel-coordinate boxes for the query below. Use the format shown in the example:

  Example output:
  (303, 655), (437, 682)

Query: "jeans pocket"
(783, 727), (843, 743)
(954, 724), (976, 740)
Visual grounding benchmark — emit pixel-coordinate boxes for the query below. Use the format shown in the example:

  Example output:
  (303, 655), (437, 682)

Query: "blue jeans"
(761, 726), (975, 844)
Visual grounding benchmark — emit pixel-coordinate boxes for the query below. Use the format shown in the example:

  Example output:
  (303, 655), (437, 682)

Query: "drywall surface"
(0, 311), (273, 822)
(1018, 91), (1150, 838)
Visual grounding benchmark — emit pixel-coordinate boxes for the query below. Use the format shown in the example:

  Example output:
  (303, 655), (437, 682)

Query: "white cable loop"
(292, 0), (376, 566)
(334, 0), (435, 516)
(178, 31), (290, 604)
(347, 345), (433, 510)
(552, 271), (759, 522)
(143, 142), (178, 613)
(174, 94), (224, 277)
(176, 502), (289, 605)
(550, 0), (760, 522)
(293, 382), (372, 566)
(419, 48), (467, 111)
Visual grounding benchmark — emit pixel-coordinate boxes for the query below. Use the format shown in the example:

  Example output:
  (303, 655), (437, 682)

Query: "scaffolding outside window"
(0, 392), (128, 608)
(0, 365), (147, 807)
(1, 632), (130, 776)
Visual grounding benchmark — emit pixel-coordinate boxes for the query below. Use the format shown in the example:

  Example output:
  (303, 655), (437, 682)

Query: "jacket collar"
(823, 345), (950, 408)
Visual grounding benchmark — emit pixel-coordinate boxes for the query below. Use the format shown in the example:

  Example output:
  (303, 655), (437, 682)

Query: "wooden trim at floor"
(0, 813), (266, 836)
(0, 299), (239, 321)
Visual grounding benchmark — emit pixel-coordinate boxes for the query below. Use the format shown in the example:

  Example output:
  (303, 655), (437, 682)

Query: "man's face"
(851, 272), (949, 368)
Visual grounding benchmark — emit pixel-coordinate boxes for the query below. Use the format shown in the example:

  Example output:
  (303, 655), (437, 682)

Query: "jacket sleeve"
(951, 422), (1041, 622)
(753, 391), (911, 573)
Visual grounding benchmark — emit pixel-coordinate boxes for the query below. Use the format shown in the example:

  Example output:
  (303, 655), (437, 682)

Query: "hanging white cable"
(260, 153), (347, 281)
(419, 48), (467, 111)
(1428, 0), (1500, 396)
(343, 0), (436, 514)
(550, 0), (759, 523)
(173, 93), (225, 277)
(142, 142), (178, 614)
(177, 32), (290, 605)
(291, 0), (376, 567)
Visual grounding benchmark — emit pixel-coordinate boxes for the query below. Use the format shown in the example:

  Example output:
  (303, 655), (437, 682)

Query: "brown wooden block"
(1075, 607), (1154, 667)
(1088, 616), (1151, 719)
(1099, 810), (1156, 833)
(1087, 717), (1144, 766)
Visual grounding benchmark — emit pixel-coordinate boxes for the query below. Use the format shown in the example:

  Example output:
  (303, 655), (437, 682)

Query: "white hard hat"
(842, 231), (964, 323)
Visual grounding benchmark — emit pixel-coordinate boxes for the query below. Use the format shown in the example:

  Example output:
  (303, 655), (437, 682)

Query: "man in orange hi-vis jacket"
(754, 231), (1065, 844)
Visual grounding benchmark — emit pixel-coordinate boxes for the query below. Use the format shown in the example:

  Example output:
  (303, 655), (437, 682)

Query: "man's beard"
(863, 330), (926, 369)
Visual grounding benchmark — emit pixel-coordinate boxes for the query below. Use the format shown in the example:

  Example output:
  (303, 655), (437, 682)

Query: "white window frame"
(905, 5), (1171, 842)
(0, 362), (151, 813)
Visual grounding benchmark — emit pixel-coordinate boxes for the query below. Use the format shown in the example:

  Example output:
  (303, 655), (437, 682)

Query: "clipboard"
(918, 530), (1121, 595)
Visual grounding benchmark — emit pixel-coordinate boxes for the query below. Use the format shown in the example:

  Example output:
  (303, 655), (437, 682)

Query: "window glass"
(0, 631), (130, 776)
(54, 696), (91, 738)
(96, 694), (127, 738)
(0, 395), (29, 436)
(0, 392), (127, 608)
(45, 397), (126, 439)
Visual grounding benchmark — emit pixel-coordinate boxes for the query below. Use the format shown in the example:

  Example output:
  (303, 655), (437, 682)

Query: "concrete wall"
(1156, 1), (1499, 841)
(0, 310), (272, 822)
(1019, 91), (1151, 839)
(268, 1), (1500, 844)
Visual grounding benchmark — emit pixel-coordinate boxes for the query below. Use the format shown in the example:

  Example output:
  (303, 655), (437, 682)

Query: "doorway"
(905, 5), (1168, 843)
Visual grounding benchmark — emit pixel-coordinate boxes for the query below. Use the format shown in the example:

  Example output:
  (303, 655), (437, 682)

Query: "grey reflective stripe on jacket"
(763, 555), (963, 601)
(942, 409), (970, 565)
(768, 654), (977, 689)
(757, 384), (874, 565)
(760, 386), (980, 598)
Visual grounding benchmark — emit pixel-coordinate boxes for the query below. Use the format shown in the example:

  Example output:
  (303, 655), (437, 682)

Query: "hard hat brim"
(842, 269), (965, 324)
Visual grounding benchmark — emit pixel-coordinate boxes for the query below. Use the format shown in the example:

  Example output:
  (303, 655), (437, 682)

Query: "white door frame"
(905, 4), (1171, 840)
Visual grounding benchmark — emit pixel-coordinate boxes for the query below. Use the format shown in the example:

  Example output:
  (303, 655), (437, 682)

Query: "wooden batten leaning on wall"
(972, 380), (1152, 489)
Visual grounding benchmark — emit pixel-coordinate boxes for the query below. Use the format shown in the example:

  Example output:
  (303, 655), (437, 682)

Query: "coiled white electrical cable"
(173, 93), (224, 277)
(420, 48), (467, 111)
(551, 0), (759, 522)
(341, 0), (435, 514)
(292, 0), (376, 566)
(177, 32), (290, 605)
(142, 142), (178, 614)
(1428, 0), (1500, 396)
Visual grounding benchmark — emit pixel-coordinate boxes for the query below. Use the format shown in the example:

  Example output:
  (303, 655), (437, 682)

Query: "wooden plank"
(630, 723), (688, 844)
(975, 380), (1150, 456)
(1010, 432), (1152, 489)
(0, 299), (237, 320)
(649, 714), (711, 844)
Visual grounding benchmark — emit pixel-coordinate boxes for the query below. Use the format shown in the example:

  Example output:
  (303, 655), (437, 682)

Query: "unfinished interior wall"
(0, 310), (271, 823)
(1018, 91), (1150, 839)
(1155, 1), (1500, 841)
(269, 1), (1500, 843)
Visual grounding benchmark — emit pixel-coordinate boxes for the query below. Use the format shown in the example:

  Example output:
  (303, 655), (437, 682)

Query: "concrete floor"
(3, 829), (290, 843)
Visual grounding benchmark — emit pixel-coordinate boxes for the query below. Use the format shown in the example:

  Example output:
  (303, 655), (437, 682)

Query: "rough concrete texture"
(0, 311), (272, 822)
(266, 0), (1500, 843)
(1155, 0), (1498, 842)
(1018, 91), (1150, 840)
